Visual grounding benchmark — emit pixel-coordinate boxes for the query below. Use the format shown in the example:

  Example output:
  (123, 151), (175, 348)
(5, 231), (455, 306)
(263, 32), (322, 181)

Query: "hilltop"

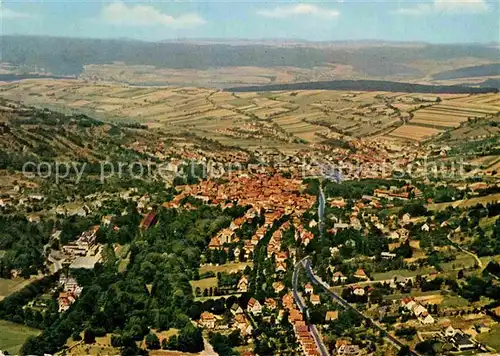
(1, 35), (499, 88)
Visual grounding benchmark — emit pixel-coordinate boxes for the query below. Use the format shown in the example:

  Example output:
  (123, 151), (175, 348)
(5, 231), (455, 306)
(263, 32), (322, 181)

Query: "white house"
(419, 312), (435, 324)
(304, 283), (314, 294)
(247, 298), (262, 315)
(352, 286), (365, 296)
(332, 271), (347, 283)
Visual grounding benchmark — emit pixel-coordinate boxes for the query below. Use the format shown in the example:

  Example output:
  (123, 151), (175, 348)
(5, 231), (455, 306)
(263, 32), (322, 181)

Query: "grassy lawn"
(479, 254), (500, 267)
(479, 216), (498, 229)
(476, 324), (500, 351)
(440, 253), (476, 272)
(65, 333), (120, 355)
(112, 244), (131, 273)
(440, 294), (471, 308)
(199, 262), (253, 275)
(372, 267), (434, 281)
(0, 277), (39, 301)
(0, 320), (41, 354)
(190, 277), (218, 293)
(383, 289), (444, 301)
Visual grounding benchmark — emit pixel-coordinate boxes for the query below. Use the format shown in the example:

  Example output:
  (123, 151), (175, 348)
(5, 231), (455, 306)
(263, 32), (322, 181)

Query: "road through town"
(301, 257), (420, 356)
(292, 257), (330, 356)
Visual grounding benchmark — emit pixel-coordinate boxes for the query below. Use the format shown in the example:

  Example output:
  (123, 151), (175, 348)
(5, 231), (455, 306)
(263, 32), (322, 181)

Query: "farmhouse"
(419, 312), (435, 324)
(265, 298), (277, 310)
(233, 314), (253, 336)
(352, 286), (365, 296)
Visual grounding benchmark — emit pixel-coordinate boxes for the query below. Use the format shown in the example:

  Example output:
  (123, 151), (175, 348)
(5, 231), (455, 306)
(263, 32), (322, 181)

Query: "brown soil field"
(387, 124), (443, 141)
(1, 79), (498, 147)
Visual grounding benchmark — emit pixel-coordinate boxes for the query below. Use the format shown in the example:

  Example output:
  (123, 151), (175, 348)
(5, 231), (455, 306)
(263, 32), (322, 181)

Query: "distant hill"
(0, 73), (74, 82)
(225, 79), (499, 94)
(2, 35), (499, 79)
(432, 63), (500, 80)
(479, 78), (500, 90)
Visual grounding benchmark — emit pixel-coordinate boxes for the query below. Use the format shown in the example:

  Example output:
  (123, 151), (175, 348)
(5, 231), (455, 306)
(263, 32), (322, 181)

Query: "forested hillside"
(226, 79), (499, 94)
(2, 35), (499, 78)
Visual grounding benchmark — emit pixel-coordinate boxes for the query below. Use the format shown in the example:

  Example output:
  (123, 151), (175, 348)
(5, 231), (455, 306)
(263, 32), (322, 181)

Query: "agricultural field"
(0, 320), (40, 354)
(371, 267), (435, 281)
(80, 63), (358, 88)
(383, 93), (500, 142)
(386, 125), (444, 141)
(2, 80), (498, 148)
(410, 99), (500, 128)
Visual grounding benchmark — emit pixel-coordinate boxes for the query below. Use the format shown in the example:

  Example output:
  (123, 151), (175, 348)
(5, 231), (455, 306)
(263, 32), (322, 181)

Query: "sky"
(1, 0), (499, 43)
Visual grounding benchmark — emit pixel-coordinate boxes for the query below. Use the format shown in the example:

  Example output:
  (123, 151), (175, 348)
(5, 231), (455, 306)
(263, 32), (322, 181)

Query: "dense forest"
(226, 79), (499, 94)
(432, 63), (500, 80)
(7, 204), (247, 355)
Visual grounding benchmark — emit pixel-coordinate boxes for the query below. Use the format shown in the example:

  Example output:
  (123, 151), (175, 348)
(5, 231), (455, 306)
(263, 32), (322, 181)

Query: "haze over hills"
(159, 38), (432, 47)
(1, 35), (499, 88)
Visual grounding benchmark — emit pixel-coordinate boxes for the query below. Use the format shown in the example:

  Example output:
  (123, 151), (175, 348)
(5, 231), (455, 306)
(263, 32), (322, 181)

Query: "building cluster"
(442, 325), (478, 352)
(373, 184), (423, 201)
(197, 300), (256, 338)
(173, 174), (315, 214)
(282, 293), (320, 356)
(47, 226), (103, 272)
(401, 297), (435, 325)
(128, 139), (249, 164)
(57, 275), (83, 313)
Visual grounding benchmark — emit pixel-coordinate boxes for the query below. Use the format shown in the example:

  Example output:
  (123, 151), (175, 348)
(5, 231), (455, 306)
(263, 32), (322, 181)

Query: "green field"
(0, 320), (41, 354)
(0, 277), (39, 301)
(477, 324), (500, 352)
(439, 295), (471, 308)
(440, 253), (476, 272)
(372, 267), (434, 281)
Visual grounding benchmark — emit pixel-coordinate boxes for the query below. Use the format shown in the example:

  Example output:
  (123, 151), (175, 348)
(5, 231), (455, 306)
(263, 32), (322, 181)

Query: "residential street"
(292, 257), (330, 356)
(302, 257), (420, 356)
